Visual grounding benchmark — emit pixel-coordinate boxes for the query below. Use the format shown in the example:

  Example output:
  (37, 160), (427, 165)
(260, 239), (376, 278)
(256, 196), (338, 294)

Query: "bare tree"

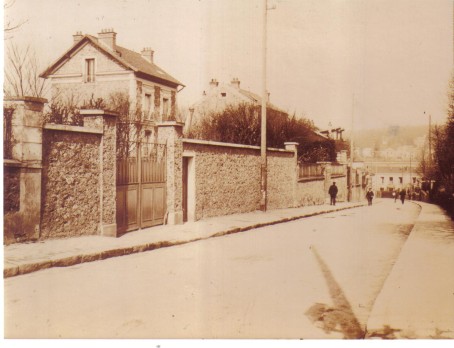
(4, 41), (48, 98)
(4, 0), (28, 39)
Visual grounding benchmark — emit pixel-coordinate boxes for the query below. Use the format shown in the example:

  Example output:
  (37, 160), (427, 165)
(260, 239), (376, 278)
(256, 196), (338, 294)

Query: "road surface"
(5, 200), (421, 338)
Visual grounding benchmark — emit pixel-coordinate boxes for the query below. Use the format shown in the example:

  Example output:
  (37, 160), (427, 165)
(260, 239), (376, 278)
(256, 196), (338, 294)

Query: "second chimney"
(209, 78), (219, 88)
(98, 28), (117, 49)
(230, 78), (240, 89)
(141, 47), (154, 63)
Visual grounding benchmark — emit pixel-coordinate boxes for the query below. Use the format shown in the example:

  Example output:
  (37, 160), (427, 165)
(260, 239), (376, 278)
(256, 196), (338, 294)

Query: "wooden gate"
(116, 141), (167, 234)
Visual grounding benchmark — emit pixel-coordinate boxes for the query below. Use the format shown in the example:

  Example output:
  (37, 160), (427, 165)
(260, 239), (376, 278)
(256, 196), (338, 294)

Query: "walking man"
(328, 182), (338, 206)
(399, 188), (406, 204)
(366, 188), (374, 206)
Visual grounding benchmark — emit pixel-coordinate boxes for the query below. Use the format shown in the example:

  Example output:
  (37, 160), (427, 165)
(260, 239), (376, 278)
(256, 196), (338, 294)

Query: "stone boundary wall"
(296, 178), (326, 206)
(333, 175), (348, 202)
(41, 125), (103, 239)
(3, 99), (119, 244)
(182, 139), (295, 220)
(40, 110), (118, 240)
(267, 150), (296, 209)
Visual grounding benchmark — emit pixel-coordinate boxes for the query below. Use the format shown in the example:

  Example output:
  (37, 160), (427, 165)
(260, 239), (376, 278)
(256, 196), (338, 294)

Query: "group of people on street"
(328, 182), (408, 206)
(328, 181), (376, 206)
(392, 188), (407, 204)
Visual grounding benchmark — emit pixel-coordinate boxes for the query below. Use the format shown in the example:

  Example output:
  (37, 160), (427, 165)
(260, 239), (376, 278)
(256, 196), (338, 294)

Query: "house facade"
(364, 160), (421, 193)
(40, 28), (184, 139)
(185, 78), (284, 135)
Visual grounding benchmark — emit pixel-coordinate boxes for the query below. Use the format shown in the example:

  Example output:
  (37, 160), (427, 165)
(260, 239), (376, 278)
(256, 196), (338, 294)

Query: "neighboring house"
(185, 78), (285, 134)
(364, 160), (421, 193)
(40, 28), (184, 139)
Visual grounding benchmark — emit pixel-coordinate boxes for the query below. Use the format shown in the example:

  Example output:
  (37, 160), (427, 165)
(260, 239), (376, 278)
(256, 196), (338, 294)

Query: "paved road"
(5, 200), (421, 338)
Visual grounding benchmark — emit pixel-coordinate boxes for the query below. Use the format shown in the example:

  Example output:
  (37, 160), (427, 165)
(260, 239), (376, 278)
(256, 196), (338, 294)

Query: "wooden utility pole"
(348, 95), (355, 202)
(260, 0), (268, 211)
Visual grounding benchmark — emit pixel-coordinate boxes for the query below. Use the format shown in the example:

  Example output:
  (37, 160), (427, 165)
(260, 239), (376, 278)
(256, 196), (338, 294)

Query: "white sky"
(4, 0), (453, 131)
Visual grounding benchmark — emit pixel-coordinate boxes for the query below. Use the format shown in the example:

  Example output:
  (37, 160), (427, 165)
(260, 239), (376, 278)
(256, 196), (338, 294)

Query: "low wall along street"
(182, 140), (297, 220)
(41, 127), (102, 239)
(296, 179), (326, 206)
(3, 97), (350, 244)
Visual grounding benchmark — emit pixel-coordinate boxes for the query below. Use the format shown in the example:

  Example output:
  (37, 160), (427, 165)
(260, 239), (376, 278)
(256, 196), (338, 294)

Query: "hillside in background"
(352, 125), (428, 149)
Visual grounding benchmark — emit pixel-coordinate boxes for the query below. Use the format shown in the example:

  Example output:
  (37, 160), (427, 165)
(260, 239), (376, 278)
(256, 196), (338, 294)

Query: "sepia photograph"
(3, 0), (454, 343)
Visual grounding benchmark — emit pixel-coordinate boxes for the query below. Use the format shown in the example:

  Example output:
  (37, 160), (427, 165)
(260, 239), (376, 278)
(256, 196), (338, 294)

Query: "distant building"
(364, 160), (421, 193)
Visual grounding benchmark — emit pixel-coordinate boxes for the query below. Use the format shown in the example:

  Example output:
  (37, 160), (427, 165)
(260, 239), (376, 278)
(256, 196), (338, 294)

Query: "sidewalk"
(4, 201), (367, 278)
(366, 201), (454, 339)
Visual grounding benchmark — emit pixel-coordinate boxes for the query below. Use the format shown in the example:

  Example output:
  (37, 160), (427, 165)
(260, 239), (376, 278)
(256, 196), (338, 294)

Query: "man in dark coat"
(366, 188), (374, 206)
(328, 182), (338, 206)
(399, 188), (406, 204)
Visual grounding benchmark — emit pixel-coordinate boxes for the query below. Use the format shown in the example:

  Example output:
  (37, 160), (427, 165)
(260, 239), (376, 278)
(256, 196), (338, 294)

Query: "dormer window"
(85, 58), (95, 82)
(221, 92), (226, 97)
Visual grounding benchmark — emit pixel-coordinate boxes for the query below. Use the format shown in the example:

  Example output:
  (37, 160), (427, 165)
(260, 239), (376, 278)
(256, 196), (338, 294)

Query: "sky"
(3, 0), (453, 131)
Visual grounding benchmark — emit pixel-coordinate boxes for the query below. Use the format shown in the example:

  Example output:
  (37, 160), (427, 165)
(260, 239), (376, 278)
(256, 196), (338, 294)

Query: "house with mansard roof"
(185, 78), (289, 134)
(185, 78), (330, 145)
(40, 28), (184, 135)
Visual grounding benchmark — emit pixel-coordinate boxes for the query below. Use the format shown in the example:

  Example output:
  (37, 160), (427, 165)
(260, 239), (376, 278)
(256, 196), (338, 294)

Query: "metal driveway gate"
(116, 141), (167, 234)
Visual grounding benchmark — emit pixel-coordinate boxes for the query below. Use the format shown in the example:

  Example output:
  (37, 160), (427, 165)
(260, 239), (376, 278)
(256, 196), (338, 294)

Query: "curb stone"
(4, 202), (367, 278)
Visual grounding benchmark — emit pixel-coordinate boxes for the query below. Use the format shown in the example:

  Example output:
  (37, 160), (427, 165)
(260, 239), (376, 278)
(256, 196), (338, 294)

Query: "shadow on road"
(305, 246), (365, 339)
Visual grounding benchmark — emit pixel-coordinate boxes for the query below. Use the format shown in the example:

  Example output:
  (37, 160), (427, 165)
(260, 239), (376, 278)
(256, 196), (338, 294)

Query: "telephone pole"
(260, 0), (268, 211)
(260, 0), (275, 211)
(348, 95), (355, 202)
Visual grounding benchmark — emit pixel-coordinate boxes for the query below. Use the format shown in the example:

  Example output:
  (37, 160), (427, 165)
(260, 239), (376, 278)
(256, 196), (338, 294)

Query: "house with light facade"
(364, 160), (421, 194)
(185, 78), (287, 134)
(40, 28), (184, 140)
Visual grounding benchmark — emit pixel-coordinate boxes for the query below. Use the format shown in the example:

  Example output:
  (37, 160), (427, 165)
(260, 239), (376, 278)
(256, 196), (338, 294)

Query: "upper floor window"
(144, 93), (151, 119)
(399, 177), (403, 184)
(85, 59), (95, 83)
(162, 98), (169, 117)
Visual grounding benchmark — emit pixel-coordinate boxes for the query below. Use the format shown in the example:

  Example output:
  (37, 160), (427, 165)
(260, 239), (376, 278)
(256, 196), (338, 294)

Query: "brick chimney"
(141, 47), (154, 63)
(73, 31), (83, 44)
(209, 78), (219, 88)
(98, 28), (117, 49)
(230, 78), (240, 89)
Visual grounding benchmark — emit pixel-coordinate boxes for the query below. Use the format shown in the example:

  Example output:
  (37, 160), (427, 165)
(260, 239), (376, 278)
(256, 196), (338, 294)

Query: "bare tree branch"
(4, 0), (28, 39)
(4, 41), (48, 98)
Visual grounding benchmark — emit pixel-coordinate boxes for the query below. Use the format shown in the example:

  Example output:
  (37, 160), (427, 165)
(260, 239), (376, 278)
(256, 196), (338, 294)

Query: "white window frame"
(84, 58), (96, 83)
(144, 93), (152, 120)
(162, 97), (169, 118)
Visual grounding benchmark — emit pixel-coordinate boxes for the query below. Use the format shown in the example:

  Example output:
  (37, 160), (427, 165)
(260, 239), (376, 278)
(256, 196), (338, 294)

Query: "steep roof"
(237, 89), (286, 113)
(190, 82), (287, 114)
(40, 35), (183, 88)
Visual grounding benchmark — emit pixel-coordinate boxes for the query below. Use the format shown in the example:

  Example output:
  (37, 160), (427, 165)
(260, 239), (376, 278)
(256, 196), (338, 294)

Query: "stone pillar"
(4, 97), (47, 162)
(285, 142), (299, 207)
(3, 97), (47, 243)
(82, 109), (118, 236)
(157, 121), (184, 225)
